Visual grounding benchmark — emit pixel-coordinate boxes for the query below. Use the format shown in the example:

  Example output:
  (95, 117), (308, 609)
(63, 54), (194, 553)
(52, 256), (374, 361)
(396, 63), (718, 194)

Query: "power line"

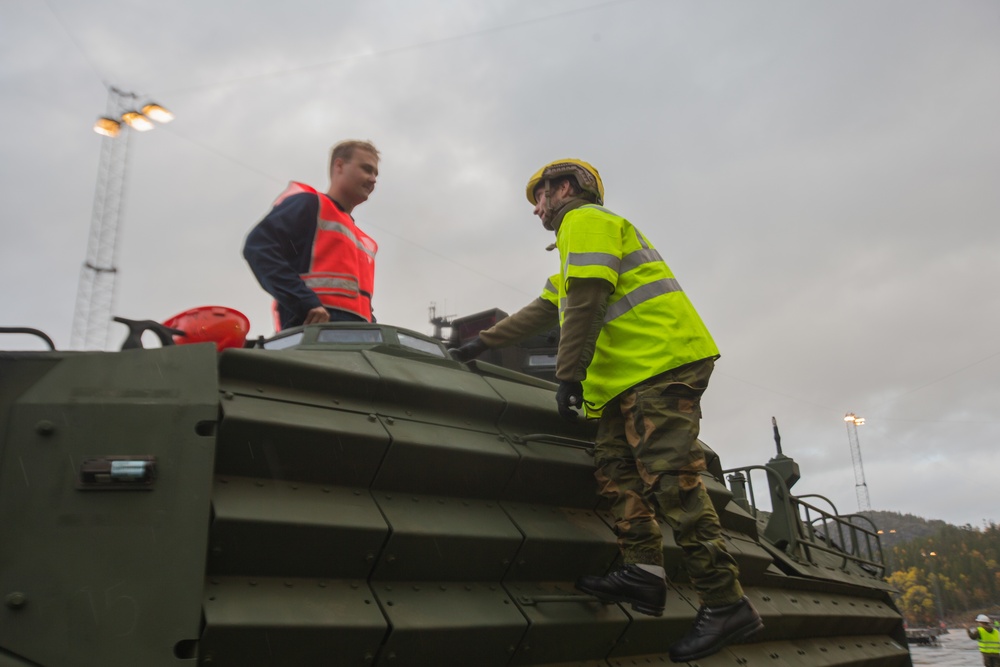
(716, 347), (1000, 424)
(362, 224), (539, 300)
(868, 350), (1000, 411)
(160, 126), (282, 182)
(876, 417), (1000, 425)
(43, 0), (643, 101)
(41, 0), (109, 88)
(159, 126), (539, 300)
(158, 0), (642, 96)
(711, 371), (837, 413)
(38, 0), (642, 305)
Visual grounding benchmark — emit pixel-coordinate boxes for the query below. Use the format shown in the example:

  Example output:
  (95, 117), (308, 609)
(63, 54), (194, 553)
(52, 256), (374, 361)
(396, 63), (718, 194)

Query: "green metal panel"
(722, 529), (776, 584)
(362, 349), (506, 427)
(696, 635), (909, 666)
(219, 348), (381, 413)
(371, 492), (522, 581)
(502, 439), (599, 508)
(759, 537), (894, 591)
(216, 394), (390, 486)
(208, 477), (388, 579)
(502, 502), (618, 582)
(718, 497), (760, 538)
(199, 577), (387, 666)
(602, 583), (705, 659)
(373, 582), (526, 666)
(747, 587), (901, 640)
(0, 356), (60, 413)
(607, 635), (909, 666)
(0, 330), (915, 666)
(702, 472), (739, 518)
(0, 346), (217, 667)
(371, 417), (520, 498)
(481, 375), (596, 446)
(0, 652), (39, 667)
(507, 581), (629, 665)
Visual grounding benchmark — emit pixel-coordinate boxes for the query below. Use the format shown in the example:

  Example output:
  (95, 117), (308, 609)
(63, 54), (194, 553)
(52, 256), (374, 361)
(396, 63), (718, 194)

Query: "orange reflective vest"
(274, 182), (377, 322)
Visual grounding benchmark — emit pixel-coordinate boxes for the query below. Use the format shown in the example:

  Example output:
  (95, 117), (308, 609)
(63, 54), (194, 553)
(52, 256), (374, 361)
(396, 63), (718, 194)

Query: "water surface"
(910, 627), (983, 666)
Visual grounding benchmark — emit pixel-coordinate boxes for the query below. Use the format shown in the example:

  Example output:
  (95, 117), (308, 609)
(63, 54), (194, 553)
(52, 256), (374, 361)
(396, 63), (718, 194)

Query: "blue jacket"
(243, 191), (353, 329)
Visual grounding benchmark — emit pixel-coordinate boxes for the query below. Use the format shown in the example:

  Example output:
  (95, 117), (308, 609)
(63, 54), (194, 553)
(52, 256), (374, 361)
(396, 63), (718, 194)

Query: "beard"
(540, 192), (561, 231)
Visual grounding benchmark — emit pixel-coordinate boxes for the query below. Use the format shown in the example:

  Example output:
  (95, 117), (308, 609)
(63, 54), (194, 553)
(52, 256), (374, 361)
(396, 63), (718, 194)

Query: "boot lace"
(690, 605), (714, 635)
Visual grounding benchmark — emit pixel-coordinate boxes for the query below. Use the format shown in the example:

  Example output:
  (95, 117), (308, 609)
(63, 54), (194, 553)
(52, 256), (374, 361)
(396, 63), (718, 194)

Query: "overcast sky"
(2, 0), (998, 530)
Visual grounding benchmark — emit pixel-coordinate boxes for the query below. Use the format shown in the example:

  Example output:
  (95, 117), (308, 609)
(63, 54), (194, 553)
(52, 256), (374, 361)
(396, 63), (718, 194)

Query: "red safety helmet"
(162, 306), (250, 351)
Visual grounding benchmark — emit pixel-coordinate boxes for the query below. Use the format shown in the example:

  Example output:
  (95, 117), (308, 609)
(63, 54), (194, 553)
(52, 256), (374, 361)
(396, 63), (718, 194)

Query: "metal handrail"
(0, 327), (56, 350)
(797, 499), (885, 575)
(796, 493), (840, 515)
(723, 463), (886, 577)
(508, 433), (594, 450)
(724, 464), (803, 555)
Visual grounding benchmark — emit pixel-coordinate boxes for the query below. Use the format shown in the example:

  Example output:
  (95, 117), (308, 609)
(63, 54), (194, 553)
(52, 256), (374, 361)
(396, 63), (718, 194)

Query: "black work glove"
(555, 380), (584, 421)
(449, 336), (488, 362)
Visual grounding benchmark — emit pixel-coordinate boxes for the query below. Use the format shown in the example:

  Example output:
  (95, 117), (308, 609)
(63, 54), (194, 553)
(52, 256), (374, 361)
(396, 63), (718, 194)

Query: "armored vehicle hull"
(0, 323), (912, 666)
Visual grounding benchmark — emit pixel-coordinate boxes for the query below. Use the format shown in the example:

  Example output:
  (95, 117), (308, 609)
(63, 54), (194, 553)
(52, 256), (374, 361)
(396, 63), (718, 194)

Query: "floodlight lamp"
(122, 111), (155, 131)
(141, 103), (174, 123)
(93, 116), (121, 137)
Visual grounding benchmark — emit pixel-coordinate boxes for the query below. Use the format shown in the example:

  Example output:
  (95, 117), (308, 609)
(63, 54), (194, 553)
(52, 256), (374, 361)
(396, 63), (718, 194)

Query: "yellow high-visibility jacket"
(974, 626), (1000, 654)
(552, 204), (718, 416)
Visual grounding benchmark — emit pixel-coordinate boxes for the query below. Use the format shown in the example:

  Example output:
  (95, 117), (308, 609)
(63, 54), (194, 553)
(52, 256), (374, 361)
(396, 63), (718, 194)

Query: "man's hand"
(556, 380), (584, 420)
(304, 306), (331, 325)
(449, 336), (488, 362)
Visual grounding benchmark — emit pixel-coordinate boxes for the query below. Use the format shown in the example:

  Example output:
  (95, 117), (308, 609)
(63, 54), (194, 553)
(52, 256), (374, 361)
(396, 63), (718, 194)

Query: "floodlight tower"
(844, 412), (871, 512)
(70, 86), (173, 350)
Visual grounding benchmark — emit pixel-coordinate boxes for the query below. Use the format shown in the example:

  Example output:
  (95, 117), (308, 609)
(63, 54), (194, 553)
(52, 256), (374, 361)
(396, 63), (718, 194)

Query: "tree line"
(883, 520), (999, 626)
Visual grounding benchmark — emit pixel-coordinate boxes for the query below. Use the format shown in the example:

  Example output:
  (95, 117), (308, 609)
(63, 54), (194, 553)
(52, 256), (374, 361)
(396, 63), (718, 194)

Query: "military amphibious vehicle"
(0, 313), (913, 666)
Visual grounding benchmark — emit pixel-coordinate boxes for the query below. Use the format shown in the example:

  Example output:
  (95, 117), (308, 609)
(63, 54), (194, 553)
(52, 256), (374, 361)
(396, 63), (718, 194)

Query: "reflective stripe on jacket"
(555, 204), (719, 415)
(275, 182), (377, 322)
(540, 274), (560, 307)
(976, 627), (1000, 654)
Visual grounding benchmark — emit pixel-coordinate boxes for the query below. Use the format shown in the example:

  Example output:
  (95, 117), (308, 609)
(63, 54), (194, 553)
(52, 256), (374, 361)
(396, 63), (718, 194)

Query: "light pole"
(922, 550), (946, 625)
(70, 87), (173, 350)
(844, 413), (872, 512)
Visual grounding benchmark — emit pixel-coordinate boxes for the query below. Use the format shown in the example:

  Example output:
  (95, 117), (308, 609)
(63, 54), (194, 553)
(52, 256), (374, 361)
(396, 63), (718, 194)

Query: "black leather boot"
(668, 596), (763, 662)
(575, 564), (666, 616)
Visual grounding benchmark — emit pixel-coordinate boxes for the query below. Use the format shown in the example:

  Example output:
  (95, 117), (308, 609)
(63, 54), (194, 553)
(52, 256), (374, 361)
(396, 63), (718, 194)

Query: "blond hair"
(330, 140), (380, 174)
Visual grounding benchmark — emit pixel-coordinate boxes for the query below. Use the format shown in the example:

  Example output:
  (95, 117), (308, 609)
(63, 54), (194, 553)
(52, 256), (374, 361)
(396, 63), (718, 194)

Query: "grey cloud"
(1, 0), (996, 526)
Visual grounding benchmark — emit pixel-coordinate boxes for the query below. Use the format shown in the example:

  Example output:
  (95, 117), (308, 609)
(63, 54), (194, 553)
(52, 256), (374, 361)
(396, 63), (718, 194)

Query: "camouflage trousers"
(593, 357), (743, 606)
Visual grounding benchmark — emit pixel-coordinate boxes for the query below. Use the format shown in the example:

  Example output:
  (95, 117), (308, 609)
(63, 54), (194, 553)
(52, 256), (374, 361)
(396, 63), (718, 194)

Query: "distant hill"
(864, 513), (1000, 626)
(858, 510), (950, 555)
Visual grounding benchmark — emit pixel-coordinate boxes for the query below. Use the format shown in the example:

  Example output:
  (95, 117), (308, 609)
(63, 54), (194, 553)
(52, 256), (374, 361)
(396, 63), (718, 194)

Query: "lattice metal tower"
(844, 412), (871, 512)
(70, 87), (136, 350)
